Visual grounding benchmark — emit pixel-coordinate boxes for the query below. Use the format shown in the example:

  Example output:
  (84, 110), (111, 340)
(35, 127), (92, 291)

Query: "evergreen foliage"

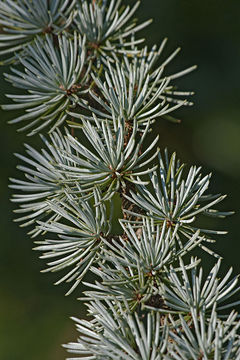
(1, 0), (239, 359)
(0, 0), (76, 64)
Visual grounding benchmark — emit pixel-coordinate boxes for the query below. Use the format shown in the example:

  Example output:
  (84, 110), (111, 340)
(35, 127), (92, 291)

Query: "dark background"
(0, 1), (240, 359)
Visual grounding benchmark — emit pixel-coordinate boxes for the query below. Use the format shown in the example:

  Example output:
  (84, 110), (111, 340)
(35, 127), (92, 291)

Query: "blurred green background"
(0, 1), (240, 359)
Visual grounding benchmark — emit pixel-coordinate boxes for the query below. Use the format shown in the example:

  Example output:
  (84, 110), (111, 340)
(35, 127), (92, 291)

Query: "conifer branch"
(1, 1), (239, 359)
